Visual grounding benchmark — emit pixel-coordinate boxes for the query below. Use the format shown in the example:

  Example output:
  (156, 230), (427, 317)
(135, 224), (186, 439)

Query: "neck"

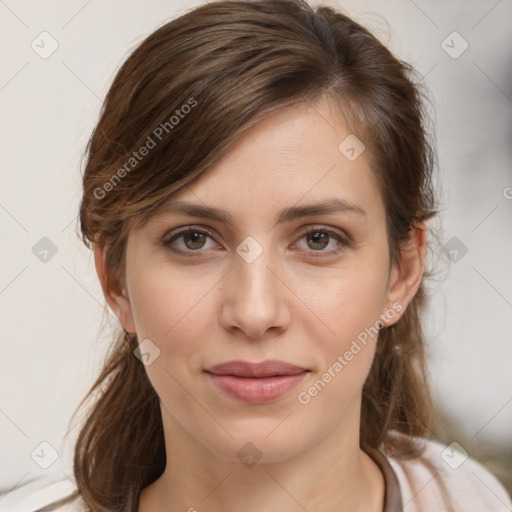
(138, 405), (385, 512)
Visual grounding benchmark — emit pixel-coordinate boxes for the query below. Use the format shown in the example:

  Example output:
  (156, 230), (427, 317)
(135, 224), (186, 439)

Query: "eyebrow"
(153, 198), (366, 226)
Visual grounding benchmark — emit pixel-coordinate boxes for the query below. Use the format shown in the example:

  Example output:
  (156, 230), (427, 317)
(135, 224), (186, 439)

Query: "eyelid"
(161, 225), (222, 259)
(163, 225), (216, 242)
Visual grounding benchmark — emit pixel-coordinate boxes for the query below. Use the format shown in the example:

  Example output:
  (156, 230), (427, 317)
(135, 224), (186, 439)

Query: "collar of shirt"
(366, 446), (404, 512)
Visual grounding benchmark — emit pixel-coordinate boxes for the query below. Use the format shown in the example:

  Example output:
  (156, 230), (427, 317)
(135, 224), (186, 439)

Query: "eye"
(162, 226), (219, 256)
(162, 225), (351, 258)
(294, 226), (350, 257)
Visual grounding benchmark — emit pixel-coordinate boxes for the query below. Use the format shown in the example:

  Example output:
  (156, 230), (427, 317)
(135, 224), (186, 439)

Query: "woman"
(6, 0), (511, 510)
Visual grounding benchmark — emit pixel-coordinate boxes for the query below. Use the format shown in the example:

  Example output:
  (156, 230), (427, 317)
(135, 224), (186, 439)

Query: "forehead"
(152, 96), (384, 225)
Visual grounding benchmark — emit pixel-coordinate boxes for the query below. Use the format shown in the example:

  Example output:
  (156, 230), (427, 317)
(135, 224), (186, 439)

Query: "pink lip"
(205, 360), (309, 404)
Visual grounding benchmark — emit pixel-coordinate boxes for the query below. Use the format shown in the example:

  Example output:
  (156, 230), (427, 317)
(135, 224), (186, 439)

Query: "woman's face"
(101, 95), (421, 463)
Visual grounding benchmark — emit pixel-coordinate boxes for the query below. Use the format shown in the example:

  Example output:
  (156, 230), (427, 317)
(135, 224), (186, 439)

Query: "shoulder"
(0, 473), (82, 512)
(385, 434), (512, 512)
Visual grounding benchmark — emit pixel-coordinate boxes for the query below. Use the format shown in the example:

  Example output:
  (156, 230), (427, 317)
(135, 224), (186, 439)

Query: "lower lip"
(207, 372), (309, 404)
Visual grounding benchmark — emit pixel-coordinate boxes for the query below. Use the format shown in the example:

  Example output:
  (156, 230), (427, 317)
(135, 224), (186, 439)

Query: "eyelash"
(162, 225), (351, 259)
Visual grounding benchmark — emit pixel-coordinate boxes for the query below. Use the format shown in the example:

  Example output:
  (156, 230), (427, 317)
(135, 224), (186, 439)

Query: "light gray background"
(1, 0), (511, 492)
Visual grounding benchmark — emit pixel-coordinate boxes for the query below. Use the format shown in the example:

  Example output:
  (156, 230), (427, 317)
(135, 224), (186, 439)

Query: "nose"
(220, 242), (291, 339)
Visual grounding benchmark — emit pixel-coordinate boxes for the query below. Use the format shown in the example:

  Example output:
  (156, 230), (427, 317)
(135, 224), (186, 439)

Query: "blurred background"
(1, 0), (511, 500)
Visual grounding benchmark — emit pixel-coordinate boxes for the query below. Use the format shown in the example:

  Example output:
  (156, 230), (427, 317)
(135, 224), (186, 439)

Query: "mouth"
(204, 359), (310, 404)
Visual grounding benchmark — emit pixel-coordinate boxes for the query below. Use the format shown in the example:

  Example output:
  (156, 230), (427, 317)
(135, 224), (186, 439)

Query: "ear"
(382, 222), (427, 327)
(94, 243), (137, 334)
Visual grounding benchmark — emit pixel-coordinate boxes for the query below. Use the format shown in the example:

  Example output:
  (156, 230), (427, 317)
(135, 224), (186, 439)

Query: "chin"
(201, 422), (315, 466)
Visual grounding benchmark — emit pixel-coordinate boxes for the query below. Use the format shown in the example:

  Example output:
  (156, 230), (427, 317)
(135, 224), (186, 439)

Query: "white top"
(387, 438), (512, 511)
(1, 438), (510, 511)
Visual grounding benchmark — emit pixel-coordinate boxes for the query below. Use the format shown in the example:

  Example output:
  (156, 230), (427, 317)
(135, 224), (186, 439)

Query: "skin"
(95, 95), (426, 512)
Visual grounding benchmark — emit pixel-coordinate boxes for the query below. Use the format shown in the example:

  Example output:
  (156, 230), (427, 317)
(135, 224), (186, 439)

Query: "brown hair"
(53, 0), (438, 509)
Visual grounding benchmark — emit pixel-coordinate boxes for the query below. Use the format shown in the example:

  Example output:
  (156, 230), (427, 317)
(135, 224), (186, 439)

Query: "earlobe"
(382, 223), (427, 327)
(93, 243), (137, 333)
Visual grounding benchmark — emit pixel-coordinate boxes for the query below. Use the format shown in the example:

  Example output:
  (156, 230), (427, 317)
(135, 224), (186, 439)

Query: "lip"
(207, 359), (308, 377)
(205, 359), (309, 404)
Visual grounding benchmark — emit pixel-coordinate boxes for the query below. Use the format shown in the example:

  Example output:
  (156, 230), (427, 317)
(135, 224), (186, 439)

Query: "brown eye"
(163, 227), (217, 256)
(306, 231), (330, 250)
(182, 231), (207, 250)
(295, 227), (350, 257)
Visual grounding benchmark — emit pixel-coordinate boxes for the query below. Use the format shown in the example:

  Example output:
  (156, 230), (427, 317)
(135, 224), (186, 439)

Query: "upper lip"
(205, 359), (309, 378)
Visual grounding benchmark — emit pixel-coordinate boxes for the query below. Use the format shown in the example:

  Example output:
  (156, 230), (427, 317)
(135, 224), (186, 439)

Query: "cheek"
(126, 271), (214, 418)
(296, 287), (385, 415)
(298, 254), (389, 391)
(125, 268), (216, 420)
(128, 266), (214, 343)
(309, 258), (389, 347)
